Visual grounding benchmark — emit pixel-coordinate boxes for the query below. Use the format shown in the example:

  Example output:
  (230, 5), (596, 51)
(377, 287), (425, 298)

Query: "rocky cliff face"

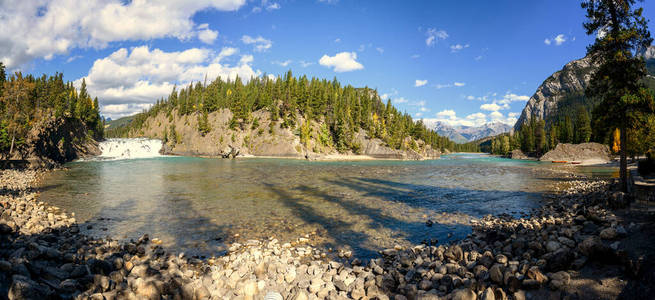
(4, 116), (100, 168)
(514, 56), (597, 131)
(128, 108), (440, 160)
(515, 45), (655, 131)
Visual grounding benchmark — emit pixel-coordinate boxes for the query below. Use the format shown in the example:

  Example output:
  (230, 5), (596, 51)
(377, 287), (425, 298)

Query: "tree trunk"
(620, 124), (628, 193)
(9, 133), (15, 158)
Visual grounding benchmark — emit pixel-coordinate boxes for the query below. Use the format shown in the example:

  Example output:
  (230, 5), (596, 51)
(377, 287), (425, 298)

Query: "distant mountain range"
(423, 120), (512, 143)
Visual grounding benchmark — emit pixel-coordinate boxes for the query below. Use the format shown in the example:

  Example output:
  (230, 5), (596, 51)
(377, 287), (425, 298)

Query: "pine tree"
(582, 0), (653, 191)
(0, 62), (6, 97)
(574, 107), (592, 143)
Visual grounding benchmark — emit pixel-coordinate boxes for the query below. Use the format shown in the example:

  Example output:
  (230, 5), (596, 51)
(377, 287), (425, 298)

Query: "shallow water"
(38, 153), (593, 258)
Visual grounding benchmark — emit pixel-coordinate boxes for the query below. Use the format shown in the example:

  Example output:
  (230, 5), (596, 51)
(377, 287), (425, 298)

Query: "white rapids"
(97, 138), (164, 160)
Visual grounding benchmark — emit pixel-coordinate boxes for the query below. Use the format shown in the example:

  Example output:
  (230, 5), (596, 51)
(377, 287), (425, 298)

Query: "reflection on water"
(38, 154), (591, 258)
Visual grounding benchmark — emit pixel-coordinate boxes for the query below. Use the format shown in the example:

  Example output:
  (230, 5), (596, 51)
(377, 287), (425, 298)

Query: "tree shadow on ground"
(263, 175), (544, 259)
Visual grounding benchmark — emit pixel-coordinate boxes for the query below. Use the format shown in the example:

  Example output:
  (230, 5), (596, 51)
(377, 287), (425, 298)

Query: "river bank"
(1, 168), (652, 299)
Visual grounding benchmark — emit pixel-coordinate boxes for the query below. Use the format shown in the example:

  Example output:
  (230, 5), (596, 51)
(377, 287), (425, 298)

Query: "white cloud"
(554, 34), (566, 45)
(216, 47), (238, 62)
(393, 97), (409, 104)
(474, 55), (483, 61)
(411, 54), (420, 59)
(430, 110), (488, 127)
(319, 52), (364, 72)
(376, 47), (384, 54)
(545, 34), (566, 46)
(415, 79), (428, 87)
(466, 95), (476, 100)
(436, 110), (456, 118)
(266, 2), (280, 10)
(197, 27), (218, 44)
(434, 82), (465, 89)
(334, 38), (341, 43)
(299, 60), (314, 67)
(450, 44), (469, 52)
(480, 103), (503, 111)
(425, 109), (518, 128)
(251, 0), (279, 13)
(488, 111), (518, 125)
(241, 35), (272, 52)
(0, 0), (246, 68)
(425, 28), (448, 46)
(272, 60), (292, 67)
(76, 45), (260, 119)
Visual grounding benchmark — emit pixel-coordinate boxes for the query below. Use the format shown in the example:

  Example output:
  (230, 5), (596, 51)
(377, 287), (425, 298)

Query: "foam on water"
(97, 138), (164, 160)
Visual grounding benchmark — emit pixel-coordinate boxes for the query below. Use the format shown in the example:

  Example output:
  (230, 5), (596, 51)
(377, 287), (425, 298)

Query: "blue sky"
(2, 0), (654, 125)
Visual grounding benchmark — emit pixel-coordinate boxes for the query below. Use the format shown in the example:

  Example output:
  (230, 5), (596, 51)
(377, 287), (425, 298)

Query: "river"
(37, 139), (615, 259)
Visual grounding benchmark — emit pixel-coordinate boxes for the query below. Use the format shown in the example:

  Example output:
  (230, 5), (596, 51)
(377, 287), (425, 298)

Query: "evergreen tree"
(0, 62), (6, 97)
(574, 107), (592, 143)
(535, 119), (546, 155)
(582, 0), (653, 191)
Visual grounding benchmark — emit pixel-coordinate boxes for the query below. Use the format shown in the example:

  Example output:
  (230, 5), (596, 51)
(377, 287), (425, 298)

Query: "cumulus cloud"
(0, 0), (246, 67)
(454, 82), (465, 87)
(488, 111), (519, 125)
(77, 45), (260, 119)
(415, 79), (428, 87)
(241, 35), (273, 52)
(428, 110), (488, 127)
(426, 109), (517, 127)
(197, 26), (219, 44)
(425, 28), (448, 46)
(545, 34), (566, 46)
(272, 60), (292, 67)
(450, 44), (469, 52)
(319, 52), (364, 72)
(480, 103), (503, 111)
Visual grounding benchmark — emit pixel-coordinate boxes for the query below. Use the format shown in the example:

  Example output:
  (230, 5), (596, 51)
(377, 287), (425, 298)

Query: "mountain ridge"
(514, 45), (655, 131)
(423, 120), (512, 143)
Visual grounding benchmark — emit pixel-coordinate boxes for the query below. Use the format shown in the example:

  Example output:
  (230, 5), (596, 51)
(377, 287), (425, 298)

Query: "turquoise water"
(38, 154), (578, 258)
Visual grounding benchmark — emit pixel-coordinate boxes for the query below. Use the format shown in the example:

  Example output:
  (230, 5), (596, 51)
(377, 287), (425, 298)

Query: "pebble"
(0, 169), (633, 299)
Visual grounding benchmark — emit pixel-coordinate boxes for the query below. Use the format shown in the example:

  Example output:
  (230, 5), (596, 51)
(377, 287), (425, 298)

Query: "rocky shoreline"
(0, 169), (648, 299)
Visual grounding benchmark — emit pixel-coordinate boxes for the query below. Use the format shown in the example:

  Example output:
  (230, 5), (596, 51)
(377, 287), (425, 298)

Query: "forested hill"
(107, 71), (476, 158)
(0, 63), (104, 168)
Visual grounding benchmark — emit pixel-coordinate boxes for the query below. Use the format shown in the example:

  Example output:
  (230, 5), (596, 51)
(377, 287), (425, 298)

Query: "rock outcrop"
(514, 56), (598, 131)
(3, 116), (100, 169)
(124, 108), (440, 160)
(539, 142), (611, 164)
(510, 149), (532, 160)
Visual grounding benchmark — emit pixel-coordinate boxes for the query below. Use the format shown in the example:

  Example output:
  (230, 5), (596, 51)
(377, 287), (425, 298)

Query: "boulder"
(510, 149), (531, 160)
(539, 143), (611, 164)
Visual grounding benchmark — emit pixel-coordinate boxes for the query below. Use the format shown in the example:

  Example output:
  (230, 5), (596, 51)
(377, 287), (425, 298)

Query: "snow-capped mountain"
(426, 121), (512, 143)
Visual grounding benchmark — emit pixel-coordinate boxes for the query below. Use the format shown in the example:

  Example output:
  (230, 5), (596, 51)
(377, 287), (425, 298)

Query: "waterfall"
(97, 138), (164, 160)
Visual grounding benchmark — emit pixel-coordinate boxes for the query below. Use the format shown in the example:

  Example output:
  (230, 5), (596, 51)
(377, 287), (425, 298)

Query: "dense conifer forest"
(0, 63), (104, 158)
(107, 71), (478, 153)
